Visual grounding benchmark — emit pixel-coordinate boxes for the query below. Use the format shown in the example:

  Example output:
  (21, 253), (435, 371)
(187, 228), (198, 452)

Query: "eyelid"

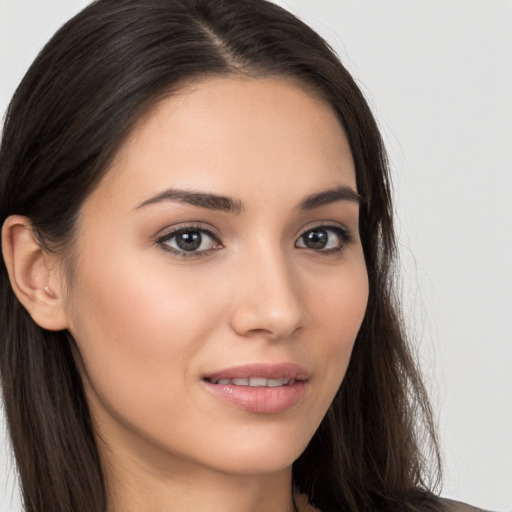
(155, 223), (222, 258)
(295, 223), (355, 252)
(296, 221), (353, 239)
(153, 220), (355, 259)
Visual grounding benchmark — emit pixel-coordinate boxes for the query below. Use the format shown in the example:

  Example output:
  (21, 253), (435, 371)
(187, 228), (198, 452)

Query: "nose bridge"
(229, 241), (304, 339)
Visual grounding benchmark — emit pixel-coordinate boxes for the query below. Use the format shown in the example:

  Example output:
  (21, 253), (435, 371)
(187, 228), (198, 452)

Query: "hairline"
(57, 70), (353, 285)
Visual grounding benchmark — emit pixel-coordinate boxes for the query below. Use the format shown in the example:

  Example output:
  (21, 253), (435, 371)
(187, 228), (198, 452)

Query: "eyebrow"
(135, 185), (362, 213)
(299, 185), (362, 211)
(136, 189), (244, 214)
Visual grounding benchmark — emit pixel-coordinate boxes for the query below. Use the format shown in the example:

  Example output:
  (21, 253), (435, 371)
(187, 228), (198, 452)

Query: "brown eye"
(158, 227), (221, 255)
(174, 230), (203, 251)
(295, 226), (351, 252)
(302, 229), (329, 249)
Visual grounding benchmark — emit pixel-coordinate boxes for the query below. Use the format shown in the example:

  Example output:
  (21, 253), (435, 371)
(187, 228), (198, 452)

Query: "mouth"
(205, 377), (295, 387)
(203, 362), (310, 383)
(202, 363), (309, 414)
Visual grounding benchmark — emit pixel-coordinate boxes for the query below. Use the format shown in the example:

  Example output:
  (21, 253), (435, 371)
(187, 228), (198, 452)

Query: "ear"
(2, 215), (69, 331)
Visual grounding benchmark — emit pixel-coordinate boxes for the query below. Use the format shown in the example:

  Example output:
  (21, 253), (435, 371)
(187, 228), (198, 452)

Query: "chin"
(194, 430), (311, 476)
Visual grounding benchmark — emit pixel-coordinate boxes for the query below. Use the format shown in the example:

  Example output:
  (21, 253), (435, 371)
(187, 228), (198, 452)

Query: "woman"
(0, 1), (483, 511)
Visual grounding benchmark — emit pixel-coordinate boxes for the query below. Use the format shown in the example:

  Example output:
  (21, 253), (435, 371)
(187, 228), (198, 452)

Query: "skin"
(3, 77), (368, 512)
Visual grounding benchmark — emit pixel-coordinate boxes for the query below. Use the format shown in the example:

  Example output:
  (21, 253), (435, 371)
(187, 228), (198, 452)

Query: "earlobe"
(1, 215), (69, 331)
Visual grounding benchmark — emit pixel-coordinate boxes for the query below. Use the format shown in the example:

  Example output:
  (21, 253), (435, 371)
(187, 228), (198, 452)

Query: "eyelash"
(295, 224), (354, 254)
(155, 223), (354, 259)
(156, 224), (221, 259)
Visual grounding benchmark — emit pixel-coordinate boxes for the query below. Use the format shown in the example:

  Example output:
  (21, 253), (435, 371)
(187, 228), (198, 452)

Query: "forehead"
(91, 76), (356, 211)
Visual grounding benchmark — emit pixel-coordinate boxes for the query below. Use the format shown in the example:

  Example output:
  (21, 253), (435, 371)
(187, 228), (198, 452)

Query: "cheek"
(304, 257), (368, 404)
(64, 235), (368, 468)
(314, 258), (368, 342)
(65, 252), (220, 414)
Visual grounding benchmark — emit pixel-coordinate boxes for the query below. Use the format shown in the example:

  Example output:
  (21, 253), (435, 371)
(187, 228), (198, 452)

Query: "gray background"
(1, 1), (511, 511)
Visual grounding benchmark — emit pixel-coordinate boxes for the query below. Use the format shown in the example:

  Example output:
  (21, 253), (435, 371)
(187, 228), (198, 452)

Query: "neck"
(107, 462), (296, 512)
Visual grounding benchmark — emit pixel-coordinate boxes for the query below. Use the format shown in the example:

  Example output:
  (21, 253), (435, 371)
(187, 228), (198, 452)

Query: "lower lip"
(202, 380), (308, 414)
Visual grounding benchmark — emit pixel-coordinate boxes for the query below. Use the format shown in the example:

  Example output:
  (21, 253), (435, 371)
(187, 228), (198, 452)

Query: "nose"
(228, 248), (305, 341)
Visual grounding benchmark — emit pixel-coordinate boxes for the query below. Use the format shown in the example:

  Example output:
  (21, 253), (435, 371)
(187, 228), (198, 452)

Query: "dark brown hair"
(0, 1), (441, 511)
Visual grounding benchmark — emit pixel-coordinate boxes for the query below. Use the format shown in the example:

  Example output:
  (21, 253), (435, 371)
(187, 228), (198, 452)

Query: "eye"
(157, 226), (222, 256)
(295, 225), (352, 252)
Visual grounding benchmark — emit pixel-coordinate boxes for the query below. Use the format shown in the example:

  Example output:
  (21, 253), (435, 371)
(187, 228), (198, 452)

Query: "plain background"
(0, 1), (510, 511)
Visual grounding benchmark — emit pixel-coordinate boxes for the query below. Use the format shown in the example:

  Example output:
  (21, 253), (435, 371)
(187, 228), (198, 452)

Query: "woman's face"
(61, 77), (368, 478)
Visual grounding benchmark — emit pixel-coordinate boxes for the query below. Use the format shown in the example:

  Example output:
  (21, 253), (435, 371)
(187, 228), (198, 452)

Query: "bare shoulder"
(441, 498), (493, 512)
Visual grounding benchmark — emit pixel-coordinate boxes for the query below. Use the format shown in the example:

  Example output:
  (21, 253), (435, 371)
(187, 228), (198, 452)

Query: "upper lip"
(203, 363), (310, 382)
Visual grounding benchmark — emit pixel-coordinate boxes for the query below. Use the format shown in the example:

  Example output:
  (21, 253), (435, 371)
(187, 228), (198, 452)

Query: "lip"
(203, 362), (310, 383)
(202, 363), (310, 414)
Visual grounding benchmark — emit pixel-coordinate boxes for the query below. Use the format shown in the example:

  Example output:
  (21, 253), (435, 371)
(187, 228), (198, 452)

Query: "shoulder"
(294, 495), (491, 512)
(440, 498), (492, 512)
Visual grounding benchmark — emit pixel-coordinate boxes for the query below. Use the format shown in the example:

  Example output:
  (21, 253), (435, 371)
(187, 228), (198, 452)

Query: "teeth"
(249, 377), (267, 387)
(213, 377), (293, 387)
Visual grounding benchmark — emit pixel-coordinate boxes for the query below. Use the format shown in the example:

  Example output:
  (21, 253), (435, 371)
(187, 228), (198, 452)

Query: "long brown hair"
(0, 1), (441, 511)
